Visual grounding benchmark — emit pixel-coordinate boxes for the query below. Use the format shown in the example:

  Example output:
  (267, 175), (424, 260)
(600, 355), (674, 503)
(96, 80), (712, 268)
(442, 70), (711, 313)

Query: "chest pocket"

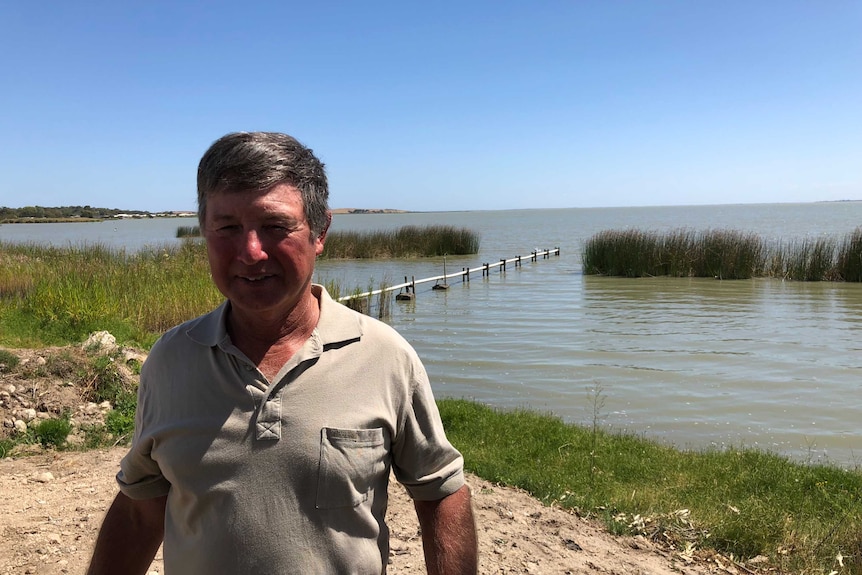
(316, 427), (387, 509)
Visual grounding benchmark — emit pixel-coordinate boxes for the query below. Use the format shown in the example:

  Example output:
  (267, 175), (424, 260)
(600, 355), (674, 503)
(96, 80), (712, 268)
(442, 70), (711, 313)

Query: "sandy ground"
(0, 447), (732, 575)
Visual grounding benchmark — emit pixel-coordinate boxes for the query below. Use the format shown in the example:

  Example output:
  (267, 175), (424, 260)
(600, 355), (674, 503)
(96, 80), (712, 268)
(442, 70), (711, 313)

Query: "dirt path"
(0, 447), (726, 575)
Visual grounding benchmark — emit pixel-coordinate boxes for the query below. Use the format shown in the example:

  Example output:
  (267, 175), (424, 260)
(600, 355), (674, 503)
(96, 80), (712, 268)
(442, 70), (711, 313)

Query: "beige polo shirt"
(118, 285), (465, 574)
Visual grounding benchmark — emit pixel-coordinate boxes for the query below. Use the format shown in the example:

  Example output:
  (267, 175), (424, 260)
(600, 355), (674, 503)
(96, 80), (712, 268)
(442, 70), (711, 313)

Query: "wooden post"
(500, 258), (506, 273)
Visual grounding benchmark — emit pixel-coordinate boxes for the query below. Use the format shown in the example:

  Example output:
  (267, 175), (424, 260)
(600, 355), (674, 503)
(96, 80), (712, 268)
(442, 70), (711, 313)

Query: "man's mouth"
(239, 273), (274, 282)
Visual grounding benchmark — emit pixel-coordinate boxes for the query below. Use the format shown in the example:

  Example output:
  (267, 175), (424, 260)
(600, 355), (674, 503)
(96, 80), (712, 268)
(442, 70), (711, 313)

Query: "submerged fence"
(336, 248), (560, 303)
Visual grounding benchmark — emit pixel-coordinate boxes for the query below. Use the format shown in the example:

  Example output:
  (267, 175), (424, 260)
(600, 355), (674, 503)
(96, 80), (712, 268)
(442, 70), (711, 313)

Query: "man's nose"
(238, 229), (267, 264)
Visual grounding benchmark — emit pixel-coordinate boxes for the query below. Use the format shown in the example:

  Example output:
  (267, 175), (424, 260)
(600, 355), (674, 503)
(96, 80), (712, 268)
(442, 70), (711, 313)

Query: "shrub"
(105, 387), (137, 442)
(0, 348), (19, 372)
(33, 417), (73, 449)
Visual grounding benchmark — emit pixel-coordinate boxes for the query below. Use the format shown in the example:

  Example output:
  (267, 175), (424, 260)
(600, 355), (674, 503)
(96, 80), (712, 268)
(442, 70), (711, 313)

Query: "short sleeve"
(391, 354), (465, 501)
(116, 348), (171, 500)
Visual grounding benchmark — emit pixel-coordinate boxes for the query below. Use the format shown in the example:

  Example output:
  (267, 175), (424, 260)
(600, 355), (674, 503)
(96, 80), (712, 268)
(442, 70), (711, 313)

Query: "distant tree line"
(0, 206), (150, 220)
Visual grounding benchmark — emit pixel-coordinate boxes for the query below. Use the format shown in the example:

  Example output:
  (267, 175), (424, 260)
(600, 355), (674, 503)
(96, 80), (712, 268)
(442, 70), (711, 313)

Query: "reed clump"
(321, 277), (393, 320)
(321, 225), (480, 259)
(583, 227), (862, 281)
(176, 225), (201, 238)
(439, 398), (862, 575)
(835, 227), (862, 282)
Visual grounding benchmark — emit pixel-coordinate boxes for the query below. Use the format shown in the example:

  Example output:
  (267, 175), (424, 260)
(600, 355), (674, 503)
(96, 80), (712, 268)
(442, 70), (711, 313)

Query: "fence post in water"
(516, 255), (521, 268)
(482, 263), (489, 277)
(462, 267), (470, 282)
(531, 250), (537, 262)
(395, 276), (413, 301)
(500, 258), (506, 273)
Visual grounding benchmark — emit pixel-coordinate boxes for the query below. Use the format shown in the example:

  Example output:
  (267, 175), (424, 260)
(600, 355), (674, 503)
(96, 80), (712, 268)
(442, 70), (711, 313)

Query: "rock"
(123, 349), (148, 365)
(34, 471), (55, 483)
(22, 408), (38, 422)
(14, 419), (28, 434)
(2, 383), (16, 394)
(83, 331), (118, 355)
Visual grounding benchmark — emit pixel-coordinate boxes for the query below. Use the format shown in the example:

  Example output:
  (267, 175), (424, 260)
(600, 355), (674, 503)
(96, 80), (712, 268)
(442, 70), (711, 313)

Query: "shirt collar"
(184, 284), (363, 349)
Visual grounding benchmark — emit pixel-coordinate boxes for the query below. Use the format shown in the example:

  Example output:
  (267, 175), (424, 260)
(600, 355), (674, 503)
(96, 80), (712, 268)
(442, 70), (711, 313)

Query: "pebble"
(34, 472), (55, 483)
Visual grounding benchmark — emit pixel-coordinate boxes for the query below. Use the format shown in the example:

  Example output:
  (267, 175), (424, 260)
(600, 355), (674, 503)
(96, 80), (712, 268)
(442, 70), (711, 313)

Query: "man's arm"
(87, 492), (167, 575)
(414, 485), (478, 575)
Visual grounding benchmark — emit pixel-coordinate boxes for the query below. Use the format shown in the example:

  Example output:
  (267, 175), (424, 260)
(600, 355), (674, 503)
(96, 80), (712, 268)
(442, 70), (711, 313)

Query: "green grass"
(321, 225), (480, 258)
(0, 348), (20, 372)
(438, 398), (862, 574)
(33, 415), (73, 449)
(0, 240), (223, 347)
(583, 227), (862, 281)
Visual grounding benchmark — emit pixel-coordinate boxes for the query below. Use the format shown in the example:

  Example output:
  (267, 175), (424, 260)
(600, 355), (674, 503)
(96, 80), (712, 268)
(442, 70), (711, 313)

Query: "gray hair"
(196, 132), (330, 236)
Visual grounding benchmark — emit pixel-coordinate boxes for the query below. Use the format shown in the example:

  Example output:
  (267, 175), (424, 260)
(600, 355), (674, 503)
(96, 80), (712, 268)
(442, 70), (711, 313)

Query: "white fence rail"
(336, 248), (560, 302)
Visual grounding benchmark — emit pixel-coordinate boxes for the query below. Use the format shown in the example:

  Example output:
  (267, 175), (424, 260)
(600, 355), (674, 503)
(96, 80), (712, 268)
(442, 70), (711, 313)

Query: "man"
(87, 132), (478, 574)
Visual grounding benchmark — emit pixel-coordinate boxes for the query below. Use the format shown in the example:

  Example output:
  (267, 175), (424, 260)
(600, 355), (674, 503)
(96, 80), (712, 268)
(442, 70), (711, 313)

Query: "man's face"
(203, 183), (327, 322)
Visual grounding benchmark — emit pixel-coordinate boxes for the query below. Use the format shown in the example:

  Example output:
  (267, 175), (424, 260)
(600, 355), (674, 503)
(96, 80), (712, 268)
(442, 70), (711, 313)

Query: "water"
(3, 202), (861, 465)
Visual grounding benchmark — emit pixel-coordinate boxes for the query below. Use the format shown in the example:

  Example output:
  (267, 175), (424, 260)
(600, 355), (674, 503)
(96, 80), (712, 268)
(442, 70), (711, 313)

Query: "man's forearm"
(87, 492), (166, 575)
(414, 485), (478, 575)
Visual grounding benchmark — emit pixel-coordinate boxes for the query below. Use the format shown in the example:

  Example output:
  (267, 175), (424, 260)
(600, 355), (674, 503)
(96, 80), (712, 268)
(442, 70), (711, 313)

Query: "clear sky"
(1, 1), (860, 212)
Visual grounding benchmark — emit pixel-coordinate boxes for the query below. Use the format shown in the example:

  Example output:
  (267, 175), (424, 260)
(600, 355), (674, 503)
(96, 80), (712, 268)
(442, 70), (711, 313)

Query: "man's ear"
(315, 211), (332, 255)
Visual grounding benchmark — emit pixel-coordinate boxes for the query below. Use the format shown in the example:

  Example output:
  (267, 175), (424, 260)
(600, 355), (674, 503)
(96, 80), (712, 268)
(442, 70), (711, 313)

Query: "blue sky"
(1, 1), (860, 212)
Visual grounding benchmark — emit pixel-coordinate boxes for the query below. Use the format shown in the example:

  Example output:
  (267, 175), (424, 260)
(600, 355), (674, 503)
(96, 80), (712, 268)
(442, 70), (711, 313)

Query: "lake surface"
(3, 202), (861, 465)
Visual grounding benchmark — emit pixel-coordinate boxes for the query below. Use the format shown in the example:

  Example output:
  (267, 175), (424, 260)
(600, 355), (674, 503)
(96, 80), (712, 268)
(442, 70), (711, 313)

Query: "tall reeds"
(0, 239), (402, 347)
(322, 225), (480, 259)
(835, 227), (862, 282)
(0, 241), (222, 346)
(176, 225), (201, 238)
(583, 227), (862, 281)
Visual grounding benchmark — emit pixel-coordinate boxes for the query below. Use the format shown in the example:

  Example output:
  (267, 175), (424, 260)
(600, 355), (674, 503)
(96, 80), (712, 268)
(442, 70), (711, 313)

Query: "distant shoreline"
(330, 208), (409, 214)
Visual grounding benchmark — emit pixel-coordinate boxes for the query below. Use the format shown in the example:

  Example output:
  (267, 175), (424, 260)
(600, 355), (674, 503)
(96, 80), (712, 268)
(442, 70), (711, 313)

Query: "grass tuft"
(33, 415), (73, 449)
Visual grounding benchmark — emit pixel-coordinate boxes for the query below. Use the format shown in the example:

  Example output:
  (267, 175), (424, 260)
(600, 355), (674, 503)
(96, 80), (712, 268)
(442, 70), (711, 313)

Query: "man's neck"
(227, 290), (321, 378)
